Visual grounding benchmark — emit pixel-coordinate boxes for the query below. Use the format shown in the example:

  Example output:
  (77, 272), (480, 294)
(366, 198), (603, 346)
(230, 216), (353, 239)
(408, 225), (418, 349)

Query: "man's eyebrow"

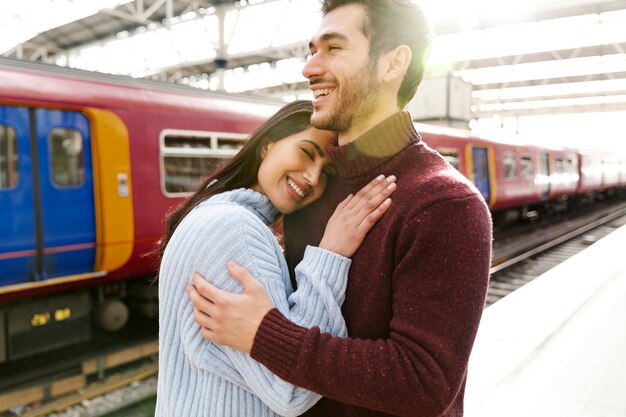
(302, 140), (325, 157)
(309, 32), (348, 49)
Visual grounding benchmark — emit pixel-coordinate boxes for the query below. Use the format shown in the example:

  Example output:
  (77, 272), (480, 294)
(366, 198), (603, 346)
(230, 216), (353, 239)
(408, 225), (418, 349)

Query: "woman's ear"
(260, 139), (270, 159)
(382, 45), (412, 84)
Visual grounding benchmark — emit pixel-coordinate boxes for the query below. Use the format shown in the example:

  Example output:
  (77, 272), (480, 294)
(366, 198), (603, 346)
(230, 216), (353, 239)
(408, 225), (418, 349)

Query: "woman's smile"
(286, 176), (310, 201)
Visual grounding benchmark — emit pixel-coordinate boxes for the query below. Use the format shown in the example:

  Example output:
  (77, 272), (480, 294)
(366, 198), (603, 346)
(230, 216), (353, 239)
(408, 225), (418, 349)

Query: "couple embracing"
(156, 1), (492, 416)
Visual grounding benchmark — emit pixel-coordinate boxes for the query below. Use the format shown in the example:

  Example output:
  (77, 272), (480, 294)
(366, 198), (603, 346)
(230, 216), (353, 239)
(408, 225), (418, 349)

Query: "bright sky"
(1, 0), (625, 155)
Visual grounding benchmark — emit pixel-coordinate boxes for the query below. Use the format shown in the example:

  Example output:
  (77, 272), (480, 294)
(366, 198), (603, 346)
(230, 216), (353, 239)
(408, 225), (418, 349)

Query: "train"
(413, 123), (626, 225)
(1, 57), (625, 365)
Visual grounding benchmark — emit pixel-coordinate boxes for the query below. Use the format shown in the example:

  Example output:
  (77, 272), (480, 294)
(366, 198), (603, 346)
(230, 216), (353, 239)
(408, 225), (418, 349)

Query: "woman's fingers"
(318, 174), (397, 257)
(357, 197), (392, 236)
(345, 175), (387, 210)
(349, 175), (396, 219)
(335, 193), (354, 211)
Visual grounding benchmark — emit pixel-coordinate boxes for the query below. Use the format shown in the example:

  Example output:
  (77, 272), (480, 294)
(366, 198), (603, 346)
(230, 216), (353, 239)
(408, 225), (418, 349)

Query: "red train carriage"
(416, 123), (620, 225)
(578, 151), (605, 196)
(0, 58), (278, 363)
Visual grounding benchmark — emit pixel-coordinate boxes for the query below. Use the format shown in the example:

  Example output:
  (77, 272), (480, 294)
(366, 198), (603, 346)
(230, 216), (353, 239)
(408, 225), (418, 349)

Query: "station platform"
(465, 223), (626, 417)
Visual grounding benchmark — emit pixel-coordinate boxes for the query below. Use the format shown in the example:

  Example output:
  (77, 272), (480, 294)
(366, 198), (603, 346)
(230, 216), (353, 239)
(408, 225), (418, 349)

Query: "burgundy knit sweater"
(251, 112), (492, 417)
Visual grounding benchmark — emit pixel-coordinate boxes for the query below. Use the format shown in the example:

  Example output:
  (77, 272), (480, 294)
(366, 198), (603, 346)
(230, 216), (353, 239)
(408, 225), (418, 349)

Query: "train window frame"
(0, 124), (19, 189)
(554, 157), (565, 174)
(435, 147), (460, 171)
(49, 128), (86, 188)
(160, 129), (248, 197)
(519, 155), (534, 179)
(502, 152), (517, 179)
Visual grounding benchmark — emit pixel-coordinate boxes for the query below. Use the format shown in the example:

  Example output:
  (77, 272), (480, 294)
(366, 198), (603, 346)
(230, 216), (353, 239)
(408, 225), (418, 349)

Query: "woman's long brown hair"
(156, 100), (315, 266)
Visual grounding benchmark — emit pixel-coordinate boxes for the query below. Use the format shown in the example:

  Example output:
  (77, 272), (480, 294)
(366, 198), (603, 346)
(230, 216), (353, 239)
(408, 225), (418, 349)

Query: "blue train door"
(0, 107), (36, 285)
(0, 107), (96, 285)
(36, 109), (96, 279)
(471, 146), (491, 203)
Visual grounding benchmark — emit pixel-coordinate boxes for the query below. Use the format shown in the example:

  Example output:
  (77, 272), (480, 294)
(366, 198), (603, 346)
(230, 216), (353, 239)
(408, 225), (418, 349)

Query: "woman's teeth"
(287, 178), (306, 199)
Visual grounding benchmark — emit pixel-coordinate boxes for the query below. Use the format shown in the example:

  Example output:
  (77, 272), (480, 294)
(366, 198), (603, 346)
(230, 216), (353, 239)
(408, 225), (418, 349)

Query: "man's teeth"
(287, 178), (306, 199)
(313, 88), (333, 99)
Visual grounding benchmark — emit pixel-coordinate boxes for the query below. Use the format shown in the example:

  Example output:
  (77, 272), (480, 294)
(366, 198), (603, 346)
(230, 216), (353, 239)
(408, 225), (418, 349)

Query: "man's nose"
(302, 52), (324, 80)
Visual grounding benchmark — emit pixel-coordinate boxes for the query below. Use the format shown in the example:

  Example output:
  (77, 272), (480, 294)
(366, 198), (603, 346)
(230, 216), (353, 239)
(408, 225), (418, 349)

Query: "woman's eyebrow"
(301, 140), (325, 157)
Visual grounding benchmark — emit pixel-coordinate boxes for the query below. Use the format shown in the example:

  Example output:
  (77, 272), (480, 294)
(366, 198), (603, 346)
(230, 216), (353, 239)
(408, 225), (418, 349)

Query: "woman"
(155, 100), (395, 417)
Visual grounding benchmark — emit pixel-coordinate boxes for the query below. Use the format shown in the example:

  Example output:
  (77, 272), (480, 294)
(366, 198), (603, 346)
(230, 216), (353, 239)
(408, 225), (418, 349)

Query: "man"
(187, 1), (492, 416)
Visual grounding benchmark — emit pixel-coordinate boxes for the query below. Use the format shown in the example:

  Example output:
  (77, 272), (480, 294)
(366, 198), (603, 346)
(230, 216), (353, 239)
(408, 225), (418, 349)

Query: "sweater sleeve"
(177, 203), (350, 417)
(251, 194), (493, 416)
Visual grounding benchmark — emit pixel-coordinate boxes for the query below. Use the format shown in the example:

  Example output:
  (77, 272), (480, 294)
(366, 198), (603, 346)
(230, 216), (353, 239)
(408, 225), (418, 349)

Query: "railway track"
(0, 311), (158, 417)
(18, 365), (156, 417)
(488, 201), (626, 305)
(0, 339), (157, 417)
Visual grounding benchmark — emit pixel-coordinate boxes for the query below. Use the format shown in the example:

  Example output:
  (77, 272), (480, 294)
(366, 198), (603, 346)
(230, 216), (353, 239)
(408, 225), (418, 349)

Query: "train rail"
(0, 328), (157, 416)
(15, 364), (156, 417)
(488, 201), (626, 305)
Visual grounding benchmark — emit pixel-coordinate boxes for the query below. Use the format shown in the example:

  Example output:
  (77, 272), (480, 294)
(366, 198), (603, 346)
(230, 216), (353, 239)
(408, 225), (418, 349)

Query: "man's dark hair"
(321, 0), (433, 109)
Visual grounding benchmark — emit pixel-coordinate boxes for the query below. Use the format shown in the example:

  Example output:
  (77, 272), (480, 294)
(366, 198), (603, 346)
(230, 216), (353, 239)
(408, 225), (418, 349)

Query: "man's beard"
(311, 60), (380, 133)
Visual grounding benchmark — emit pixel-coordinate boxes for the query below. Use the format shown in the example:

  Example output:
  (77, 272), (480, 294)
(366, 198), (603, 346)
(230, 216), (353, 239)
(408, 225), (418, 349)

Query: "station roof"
(25, 0), (229, 51)
(4, 0), (626, 154)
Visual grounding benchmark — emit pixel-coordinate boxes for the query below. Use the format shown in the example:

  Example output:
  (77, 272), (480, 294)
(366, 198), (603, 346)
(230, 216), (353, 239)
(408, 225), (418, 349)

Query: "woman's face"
(254, 126), (336, 214)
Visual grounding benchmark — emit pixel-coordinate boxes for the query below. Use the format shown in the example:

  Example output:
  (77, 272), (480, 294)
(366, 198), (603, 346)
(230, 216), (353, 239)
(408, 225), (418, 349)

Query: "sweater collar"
(328, 111), (420, 177)
(210, 188), (279, 225)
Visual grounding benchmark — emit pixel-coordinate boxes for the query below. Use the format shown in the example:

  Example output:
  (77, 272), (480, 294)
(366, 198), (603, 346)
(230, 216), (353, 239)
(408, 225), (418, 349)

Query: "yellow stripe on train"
(84, 108), (134, 272)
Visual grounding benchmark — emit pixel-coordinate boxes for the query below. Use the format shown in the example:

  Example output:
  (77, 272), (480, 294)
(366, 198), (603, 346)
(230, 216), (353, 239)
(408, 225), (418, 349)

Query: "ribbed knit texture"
(251, 112), (493, 417)
(155, 188), (351, 417)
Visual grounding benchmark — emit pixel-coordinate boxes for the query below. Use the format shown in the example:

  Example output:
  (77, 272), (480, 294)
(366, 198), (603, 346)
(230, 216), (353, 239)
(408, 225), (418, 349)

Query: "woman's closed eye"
(300, 147), (315, 161)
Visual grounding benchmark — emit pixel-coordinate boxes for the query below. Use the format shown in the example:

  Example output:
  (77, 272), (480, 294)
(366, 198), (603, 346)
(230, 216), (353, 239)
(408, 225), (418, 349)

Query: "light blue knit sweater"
(155, 188), (350, 417)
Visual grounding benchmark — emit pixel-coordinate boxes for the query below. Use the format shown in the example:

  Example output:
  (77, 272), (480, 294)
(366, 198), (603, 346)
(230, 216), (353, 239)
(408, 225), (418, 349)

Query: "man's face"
(303, 4), (381, 132)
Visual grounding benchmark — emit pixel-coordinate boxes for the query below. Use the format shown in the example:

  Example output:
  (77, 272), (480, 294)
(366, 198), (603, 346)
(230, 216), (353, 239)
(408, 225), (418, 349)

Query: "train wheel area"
(465, 223), (626, 417)
(0, 295), (157, 415)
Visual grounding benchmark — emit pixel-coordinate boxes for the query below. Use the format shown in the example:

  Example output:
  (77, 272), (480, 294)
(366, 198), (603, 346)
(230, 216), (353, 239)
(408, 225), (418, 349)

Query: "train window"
(49, 129), (85, 187)
(520, 156), (534, 178)
(502, 153), (516, 178)
(0, 125), (18, 188)
(436, 148), (460, 170)
(554, 158), (564, 173)
(161, 130), (248, 194)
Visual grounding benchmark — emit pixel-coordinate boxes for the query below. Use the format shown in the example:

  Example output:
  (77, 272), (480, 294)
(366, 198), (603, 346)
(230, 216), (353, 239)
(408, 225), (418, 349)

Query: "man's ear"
(382, 45), (412, 84)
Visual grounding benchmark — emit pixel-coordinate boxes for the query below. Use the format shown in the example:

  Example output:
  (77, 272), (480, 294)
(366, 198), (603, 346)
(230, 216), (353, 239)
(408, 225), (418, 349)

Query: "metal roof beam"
(473, 101), (626, 118)
(453, 43), (626, 72)
(475, 88), (626, 105)
(103, 0), (174, 25)
(436, 0), (626, 34)
(472, 70), (626, 90)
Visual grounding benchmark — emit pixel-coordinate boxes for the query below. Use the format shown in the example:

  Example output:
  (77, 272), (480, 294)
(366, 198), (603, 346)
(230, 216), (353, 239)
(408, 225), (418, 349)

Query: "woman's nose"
(303, 169), (320, 187)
